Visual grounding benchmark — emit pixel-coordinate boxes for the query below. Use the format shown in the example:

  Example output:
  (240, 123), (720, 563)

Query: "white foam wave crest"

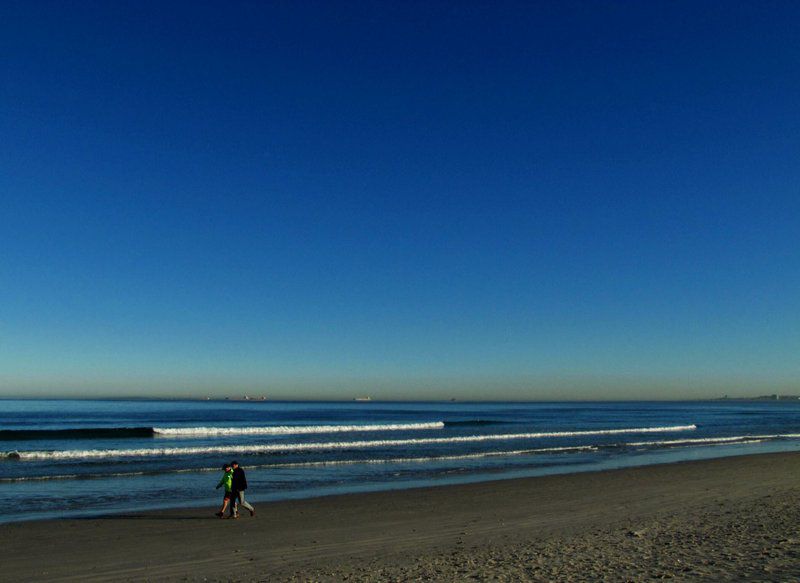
(0, 473), (81, 482)
(629, 433), (800, 447)
(9, 425), (697, 460)
(0, 471), (147, 483)
(152, 422), (445, 436)
(271, 445), (598, 468)
(0, 446), (596, 482)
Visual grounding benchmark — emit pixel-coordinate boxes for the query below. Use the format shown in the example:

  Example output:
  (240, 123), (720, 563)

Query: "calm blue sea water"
(2, 399), (800, 524)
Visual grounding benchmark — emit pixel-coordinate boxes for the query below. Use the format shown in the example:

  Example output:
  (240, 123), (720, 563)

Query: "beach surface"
(3, 452), (799, 582)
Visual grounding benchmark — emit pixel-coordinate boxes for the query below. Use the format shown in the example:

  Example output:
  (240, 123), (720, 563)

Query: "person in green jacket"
(215, 464), (234, 518)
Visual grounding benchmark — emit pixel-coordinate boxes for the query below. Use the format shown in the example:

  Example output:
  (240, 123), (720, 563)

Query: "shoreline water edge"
(2, 399), (800, 525)
(1, 451), (798, 581)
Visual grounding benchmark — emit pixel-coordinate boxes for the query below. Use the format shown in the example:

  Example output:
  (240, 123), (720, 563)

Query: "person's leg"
(216, 494), (230, 517)
(229, 490), (239, 518)
(238, 491), (255, 516)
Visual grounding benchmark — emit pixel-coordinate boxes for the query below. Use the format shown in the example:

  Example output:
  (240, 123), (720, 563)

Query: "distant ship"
(354, 396), (372, 402)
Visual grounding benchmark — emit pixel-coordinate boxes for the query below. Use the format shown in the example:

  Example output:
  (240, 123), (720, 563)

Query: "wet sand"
(2, 452), (799, 582)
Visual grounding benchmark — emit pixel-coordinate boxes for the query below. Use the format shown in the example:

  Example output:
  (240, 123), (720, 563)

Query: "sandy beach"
(3, 452), (799, 582)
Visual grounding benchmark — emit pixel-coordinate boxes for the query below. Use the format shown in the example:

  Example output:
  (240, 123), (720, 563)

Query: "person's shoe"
(215, 512), (224, 518)
(234, 514), (240, 519)
(250, 509), (255, 517)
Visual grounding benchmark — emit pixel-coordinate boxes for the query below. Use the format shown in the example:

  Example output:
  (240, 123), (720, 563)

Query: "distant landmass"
(221, 396), (268, 401)
(714, 394), (800, 401)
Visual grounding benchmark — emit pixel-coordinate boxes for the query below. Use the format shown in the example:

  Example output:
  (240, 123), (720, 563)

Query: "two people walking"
(215, 460), (255, 519)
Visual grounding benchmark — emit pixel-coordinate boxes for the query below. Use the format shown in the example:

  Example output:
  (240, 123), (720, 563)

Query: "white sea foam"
(152, 422), (445, 436)
(0, 471), (148, 483)
(629, 433), (800, 447)
(0, 473), (82, 482)
(269, 445), (598, 468)
(8, 424), (697, 460)
(0, 446), (596, 481)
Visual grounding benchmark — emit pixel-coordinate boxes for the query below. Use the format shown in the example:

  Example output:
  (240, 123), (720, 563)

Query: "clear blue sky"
(1, 1), (798, 399)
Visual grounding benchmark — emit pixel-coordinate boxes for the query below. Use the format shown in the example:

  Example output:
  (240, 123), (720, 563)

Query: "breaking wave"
(0, 428), (155, 441)
(0, 446), (597, 481)
(152, 422), (445, 436)
(628, 433), (800, 447)
(5, 424), (697, 460)
(443, 420), (512, 427)
(0, 422), (446, 441)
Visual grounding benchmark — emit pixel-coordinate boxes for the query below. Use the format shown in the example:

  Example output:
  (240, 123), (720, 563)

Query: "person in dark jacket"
(229, 460), (255, 518)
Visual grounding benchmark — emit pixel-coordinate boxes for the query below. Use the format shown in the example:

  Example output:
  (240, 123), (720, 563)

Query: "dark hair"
(222, 464), (230, 470)
(231, 460), (239, 466)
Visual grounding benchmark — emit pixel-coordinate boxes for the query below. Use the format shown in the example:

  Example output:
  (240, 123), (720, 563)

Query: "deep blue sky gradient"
(1, 1), (799, 398)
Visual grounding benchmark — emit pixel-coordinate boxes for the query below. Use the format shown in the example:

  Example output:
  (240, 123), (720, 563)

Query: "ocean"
(2, 399), (800, 524)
